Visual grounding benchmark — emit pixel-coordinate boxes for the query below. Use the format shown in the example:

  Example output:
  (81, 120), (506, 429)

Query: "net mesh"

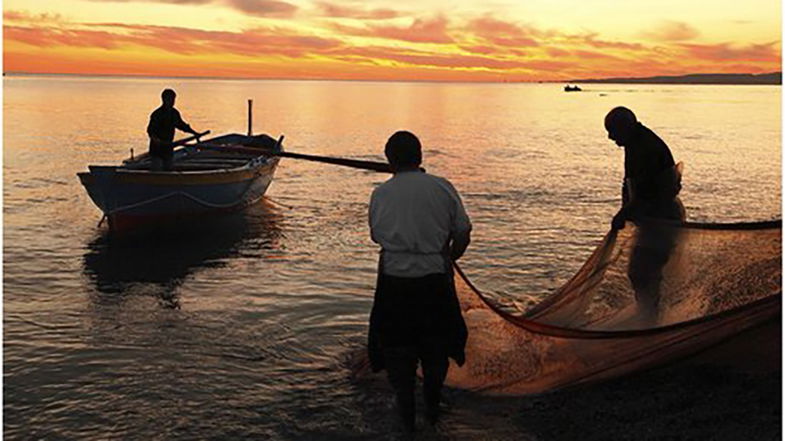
(446, 221), (781, 395)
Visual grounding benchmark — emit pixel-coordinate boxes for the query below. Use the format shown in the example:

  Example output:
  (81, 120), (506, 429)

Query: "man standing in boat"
(147, 89), (201, 171)
(367, 131), (471, 433)
(605, 106), (685, 322)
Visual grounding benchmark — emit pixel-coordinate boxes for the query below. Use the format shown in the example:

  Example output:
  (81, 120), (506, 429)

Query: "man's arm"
(173, 109), (199, 136)
(613, 150), (680, 230)
(612, 178), (639, 230)
(368, 190), (381, 245)
(445, 178), (472, 261)
(450, 229), (471, 262)
(621, 180), (629, 207)
(147, 111), (164, 144)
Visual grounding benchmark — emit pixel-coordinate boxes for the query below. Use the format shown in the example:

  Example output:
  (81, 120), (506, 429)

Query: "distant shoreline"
(4, 71), (782, 85)
(569, 72), (781, 85)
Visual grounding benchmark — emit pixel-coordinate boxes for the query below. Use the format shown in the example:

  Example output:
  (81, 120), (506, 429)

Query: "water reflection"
(82, 201), (283, 308)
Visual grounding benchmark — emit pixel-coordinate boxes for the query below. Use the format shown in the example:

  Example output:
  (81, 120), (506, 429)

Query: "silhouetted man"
(368, 131), (471, 433)
(605, 106), (685, 322)
(147, 89), (200, 171)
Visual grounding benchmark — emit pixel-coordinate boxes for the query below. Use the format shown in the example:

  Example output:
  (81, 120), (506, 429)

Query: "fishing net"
(446, 220), (781, 395)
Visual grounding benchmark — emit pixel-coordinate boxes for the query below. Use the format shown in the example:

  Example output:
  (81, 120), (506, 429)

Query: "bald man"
(605, 106), (685, 229)
(605, 107), (685, 323)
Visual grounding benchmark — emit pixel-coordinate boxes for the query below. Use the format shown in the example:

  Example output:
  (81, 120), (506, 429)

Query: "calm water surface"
(4, 76), (781, 440)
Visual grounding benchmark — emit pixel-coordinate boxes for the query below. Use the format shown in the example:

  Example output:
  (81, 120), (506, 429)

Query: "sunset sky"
(3, 0), (781, 81)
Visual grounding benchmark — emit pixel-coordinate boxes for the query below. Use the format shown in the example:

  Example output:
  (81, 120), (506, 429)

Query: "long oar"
(193, 140), (392, 173)
(272, 150), (391, 173)
(172, 130), (211, 148)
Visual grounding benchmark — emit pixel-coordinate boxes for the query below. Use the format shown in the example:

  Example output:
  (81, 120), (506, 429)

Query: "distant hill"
(571, 72), (781, 85)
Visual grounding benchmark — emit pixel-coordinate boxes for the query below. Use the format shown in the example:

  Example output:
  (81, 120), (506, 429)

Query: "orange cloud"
(225, 0), (296, 17)
(466, 17), (542, 47)
(84, 0), (296, 17)
(375, 51), (525, 70)
(4, 26), (120, 49)
(642, 20), (700, 41)
(679, 42), (780, 62)
(468, 17), (544, 37)
(315, 2), (399, 20)
(332, 16), (453, 44)
(572, 50), (624, 61)
(324, 45), (568, 72)
(545, 47), (570, 57)
(5, 22), (343, 58)
(458, 44), (497, 55)
(573, 32), (645, 50)
(86, 0), (211, 3)
(4, 9), (66, 24)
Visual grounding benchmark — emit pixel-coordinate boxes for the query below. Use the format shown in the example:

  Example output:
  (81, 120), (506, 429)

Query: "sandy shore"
(356, 319), (781, 440)
(512, 363), (781, 441)
(402, 361), (781, 441)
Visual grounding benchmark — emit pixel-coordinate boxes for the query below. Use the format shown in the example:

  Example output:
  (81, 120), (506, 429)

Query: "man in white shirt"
(367, 131), (472, 433)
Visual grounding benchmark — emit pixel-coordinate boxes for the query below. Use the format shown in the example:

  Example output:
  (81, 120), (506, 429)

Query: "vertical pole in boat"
(247, 99), (253, 136)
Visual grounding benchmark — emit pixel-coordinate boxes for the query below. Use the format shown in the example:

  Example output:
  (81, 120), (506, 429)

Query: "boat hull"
(77, 134), (281, 231)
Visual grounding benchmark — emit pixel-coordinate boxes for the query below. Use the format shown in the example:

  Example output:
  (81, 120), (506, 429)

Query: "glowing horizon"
(3, 0), (781, 82)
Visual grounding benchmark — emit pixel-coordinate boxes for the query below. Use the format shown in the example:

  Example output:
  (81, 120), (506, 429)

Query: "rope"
(264, 196), (293, 210)
(106, 177), (259, 215)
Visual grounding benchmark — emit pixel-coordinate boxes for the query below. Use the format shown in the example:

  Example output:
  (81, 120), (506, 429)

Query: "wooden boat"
(77, 132), (282, 231)
(564, 85), (582, 92)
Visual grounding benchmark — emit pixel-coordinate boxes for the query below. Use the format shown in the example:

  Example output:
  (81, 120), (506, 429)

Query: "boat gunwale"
(82, 156), (279, 187)
(116, 143), (274, 174)
(116, 157), (268, 176)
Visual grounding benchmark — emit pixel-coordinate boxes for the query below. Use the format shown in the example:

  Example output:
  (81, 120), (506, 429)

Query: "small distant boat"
(564, 85), (582, 92)
(77, 132), (282, 231)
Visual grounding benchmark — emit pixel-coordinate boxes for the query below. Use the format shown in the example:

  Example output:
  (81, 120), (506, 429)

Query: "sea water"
(3, 76), (780, 439)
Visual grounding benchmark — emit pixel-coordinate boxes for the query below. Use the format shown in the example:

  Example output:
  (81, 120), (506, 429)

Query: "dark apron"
(367, 251), (468, 373)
